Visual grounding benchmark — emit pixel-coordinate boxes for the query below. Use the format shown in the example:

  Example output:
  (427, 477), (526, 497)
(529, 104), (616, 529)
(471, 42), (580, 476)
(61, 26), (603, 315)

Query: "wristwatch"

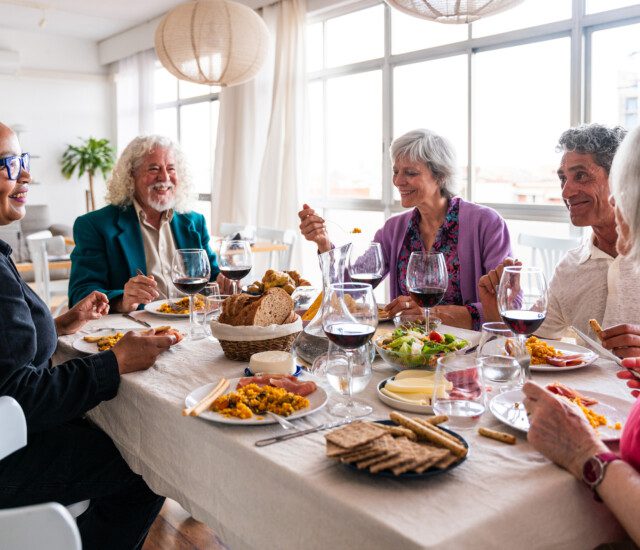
(582, 452), (620, 501)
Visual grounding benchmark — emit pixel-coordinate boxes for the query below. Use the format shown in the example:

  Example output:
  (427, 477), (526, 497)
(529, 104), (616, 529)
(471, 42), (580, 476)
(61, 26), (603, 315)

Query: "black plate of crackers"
(326, 418), (468, 479)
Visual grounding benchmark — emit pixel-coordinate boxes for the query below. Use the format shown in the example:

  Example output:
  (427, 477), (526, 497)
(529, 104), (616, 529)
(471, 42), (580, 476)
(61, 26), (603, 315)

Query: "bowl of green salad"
(373, 325), (469, 371)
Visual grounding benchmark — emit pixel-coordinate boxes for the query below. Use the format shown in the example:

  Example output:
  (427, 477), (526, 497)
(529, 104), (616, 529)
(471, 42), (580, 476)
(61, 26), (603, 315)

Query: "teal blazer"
(68, 205), (219, 307)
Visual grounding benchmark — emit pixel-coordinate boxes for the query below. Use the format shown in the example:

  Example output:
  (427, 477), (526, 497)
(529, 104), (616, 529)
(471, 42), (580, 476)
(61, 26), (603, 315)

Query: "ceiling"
(0, 0), (212, 41)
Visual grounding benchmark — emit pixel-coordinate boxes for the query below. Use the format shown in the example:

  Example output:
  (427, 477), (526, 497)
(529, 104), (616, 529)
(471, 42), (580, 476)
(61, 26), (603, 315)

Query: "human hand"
(430, 305), (473, 330)
(600, 324), (640, 359)
(477, 258), (522, 322)
(216, 273), (234, 295)
(384, 294), (422, 317)
(616, 358), (640, 398)
(55, 291), (110, 335)
(523, 381), (607, 478)
(111, 330), (177, 374)
(298, 203), (331, 253)
(117, 274), (160, 312)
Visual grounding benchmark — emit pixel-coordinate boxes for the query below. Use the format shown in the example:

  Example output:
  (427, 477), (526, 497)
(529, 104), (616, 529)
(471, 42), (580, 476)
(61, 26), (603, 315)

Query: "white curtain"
(211, 0), (306, 264)
(113, 50), (156, 152)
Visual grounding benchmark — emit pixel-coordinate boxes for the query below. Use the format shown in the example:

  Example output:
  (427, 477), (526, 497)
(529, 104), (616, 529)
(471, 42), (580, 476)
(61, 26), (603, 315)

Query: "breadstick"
(183, 378), (229, 417)
(589, 319), (603, 341)
(411, 417), (461, 445)
(389, 412), (467, 458)
(154, 325), (171, 333)
(478, 427), (516, 445)
(370, 423), (417, 441)
(425, 415), (448, 426)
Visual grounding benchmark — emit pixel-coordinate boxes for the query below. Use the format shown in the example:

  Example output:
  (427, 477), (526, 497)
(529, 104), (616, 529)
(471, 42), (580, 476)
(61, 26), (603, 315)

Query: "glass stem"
(189, 294), (195, 338)
(232, 280), (238, 295)
(346, 352), (354, 409)
(424, 307), (430, 330)
(520, 334), (532, 380)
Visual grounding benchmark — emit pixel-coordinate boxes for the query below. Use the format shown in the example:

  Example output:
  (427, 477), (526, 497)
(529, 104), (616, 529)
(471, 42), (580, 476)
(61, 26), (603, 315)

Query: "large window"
(305, 1), (640, 237)
(154, 65), (220, 226)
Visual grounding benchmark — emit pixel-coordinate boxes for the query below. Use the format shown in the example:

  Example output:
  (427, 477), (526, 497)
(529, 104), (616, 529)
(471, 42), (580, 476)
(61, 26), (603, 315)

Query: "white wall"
(0, 28), (113, 226)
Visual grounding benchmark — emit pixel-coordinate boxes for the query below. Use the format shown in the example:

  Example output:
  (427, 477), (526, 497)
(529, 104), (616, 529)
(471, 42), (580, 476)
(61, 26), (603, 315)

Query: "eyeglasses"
(0, 153), (30, 181)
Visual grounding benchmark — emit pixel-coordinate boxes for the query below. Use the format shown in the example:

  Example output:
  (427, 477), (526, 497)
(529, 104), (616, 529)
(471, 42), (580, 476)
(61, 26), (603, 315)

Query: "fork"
(135, 269), (183, 312)
(265, 411), (297, 430)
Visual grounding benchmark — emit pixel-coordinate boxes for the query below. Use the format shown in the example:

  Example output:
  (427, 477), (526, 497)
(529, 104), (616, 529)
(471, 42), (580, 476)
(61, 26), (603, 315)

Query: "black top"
(0, 239), (120, 433)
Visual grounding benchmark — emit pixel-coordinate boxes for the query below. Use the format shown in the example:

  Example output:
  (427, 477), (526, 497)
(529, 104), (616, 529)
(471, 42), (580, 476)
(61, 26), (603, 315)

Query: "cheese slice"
(384, 378), (452, 395)
(380, 387), (430, 405)
(249, 351), (296, 375)
(394, 369), (435, 380)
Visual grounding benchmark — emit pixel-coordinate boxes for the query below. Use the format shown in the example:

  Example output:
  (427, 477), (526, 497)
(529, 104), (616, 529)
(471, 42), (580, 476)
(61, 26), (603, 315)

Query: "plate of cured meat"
(184, 374), (328, 425)
(525, 337), (598, 372)
(489, 383), (630, 442)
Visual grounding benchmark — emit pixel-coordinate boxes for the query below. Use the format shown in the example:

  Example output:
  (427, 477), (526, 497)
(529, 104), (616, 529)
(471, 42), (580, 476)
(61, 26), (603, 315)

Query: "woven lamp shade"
(155, 0), (269, 87)
(384, 0), (524, 24)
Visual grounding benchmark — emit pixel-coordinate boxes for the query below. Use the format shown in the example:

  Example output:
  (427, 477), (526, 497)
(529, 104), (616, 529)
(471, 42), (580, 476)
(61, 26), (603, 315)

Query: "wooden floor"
(143, 499), (227, 550)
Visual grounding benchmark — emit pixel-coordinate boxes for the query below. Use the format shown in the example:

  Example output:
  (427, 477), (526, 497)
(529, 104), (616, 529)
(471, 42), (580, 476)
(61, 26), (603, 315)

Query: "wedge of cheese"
(395, 369), (435, 380)
(384, 377), (452, 397)
(380, 387), (430, 406)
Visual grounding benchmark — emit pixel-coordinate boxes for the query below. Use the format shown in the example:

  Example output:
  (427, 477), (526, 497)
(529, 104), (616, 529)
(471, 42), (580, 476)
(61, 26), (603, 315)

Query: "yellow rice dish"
(525, 336), (563, 365)
(211, 383), (309, 419)
(157, 295), (205, 314)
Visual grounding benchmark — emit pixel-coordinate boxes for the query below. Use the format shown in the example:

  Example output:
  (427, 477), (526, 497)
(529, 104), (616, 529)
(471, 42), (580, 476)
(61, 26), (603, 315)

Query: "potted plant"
(61, 137), (115, 211)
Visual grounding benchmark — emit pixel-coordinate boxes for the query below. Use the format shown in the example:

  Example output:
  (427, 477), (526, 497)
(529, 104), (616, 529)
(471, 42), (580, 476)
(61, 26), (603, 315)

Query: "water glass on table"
(476, 322), (524, 393)
(194, 282), (222, 334)
(433, 355), (486, 430)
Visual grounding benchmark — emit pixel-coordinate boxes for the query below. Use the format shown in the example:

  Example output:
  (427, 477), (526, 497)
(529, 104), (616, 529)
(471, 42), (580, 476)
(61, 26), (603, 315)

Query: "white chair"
(26, 231), (70, 307)
(0, 396), (82, 550)
(255, 227), (297, 271)
(517, 233), (581, 282)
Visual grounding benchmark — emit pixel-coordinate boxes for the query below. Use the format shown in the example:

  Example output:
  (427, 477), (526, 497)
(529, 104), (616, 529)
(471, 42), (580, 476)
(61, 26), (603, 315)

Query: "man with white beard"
(69, 135), (229, 312)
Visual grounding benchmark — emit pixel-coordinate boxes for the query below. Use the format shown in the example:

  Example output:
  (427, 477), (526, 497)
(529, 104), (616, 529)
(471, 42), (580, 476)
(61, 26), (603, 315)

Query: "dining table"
(54, 313), (632, 550)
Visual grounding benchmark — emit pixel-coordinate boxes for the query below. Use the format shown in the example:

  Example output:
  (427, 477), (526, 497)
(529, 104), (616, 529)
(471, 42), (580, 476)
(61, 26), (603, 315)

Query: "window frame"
(306, 0), (640, 224)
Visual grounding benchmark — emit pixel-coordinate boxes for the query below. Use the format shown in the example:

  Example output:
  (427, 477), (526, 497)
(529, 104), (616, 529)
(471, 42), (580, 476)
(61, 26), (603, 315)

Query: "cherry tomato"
(429, 331), (444, 343)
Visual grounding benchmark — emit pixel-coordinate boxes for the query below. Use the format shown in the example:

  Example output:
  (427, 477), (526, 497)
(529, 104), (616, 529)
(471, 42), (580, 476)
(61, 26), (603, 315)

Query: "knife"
(122, 313), (151, 328)
(255, 418), (355, 447)
(571, 326), (623, 367)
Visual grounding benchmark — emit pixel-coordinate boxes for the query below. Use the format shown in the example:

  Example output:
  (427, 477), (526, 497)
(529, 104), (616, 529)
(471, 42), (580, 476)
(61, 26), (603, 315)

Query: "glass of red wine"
(347, 242), (385, 288)
(171, 249), (211, 340)
(218, 239), (253, 295)
(322, 282), (378, 418)
(497, 266), (548, 380)
(406, 251), (448, 328)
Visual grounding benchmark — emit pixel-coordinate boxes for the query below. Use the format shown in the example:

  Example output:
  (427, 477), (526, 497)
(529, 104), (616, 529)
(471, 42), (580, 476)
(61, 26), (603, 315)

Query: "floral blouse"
(397, 197), (481, 330)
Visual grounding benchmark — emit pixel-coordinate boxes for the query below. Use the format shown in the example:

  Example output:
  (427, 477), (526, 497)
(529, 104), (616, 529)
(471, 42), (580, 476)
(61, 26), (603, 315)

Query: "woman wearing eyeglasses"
(0, 122), (173, 549)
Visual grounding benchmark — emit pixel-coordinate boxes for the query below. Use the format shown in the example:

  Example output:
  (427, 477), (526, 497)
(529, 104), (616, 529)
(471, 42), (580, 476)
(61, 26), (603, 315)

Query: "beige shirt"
(538, 235), (640, 338)
(133, 199), (177, 299)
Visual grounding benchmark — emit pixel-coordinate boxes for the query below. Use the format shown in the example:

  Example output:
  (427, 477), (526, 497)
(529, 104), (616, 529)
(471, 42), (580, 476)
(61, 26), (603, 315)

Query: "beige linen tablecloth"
(56, 314), (630, 550)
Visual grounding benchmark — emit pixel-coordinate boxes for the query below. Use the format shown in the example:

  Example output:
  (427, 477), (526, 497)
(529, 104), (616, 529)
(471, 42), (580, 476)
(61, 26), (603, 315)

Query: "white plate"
(144, 299), (190, 318)
(529, 340), (598, 372)
(489, 388), (631, 441)
(376, 377), (433, 415)
(73, 328), (133, 354)
(184, 377), (329, 425)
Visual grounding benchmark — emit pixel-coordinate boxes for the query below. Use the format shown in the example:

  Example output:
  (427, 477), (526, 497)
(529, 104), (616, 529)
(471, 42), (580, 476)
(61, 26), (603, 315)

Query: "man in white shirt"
(478, 124), (640, 355)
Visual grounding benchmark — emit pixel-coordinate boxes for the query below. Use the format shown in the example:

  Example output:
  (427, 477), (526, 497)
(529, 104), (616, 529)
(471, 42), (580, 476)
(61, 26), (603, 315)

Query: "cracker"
(432, 453), (459, 470)
(325, 421), (386, 449)
(370, 454), (413, 474)
(340, 447), (388, 464)
(414, 450), (452, 473)
(371, 423), (417, 441)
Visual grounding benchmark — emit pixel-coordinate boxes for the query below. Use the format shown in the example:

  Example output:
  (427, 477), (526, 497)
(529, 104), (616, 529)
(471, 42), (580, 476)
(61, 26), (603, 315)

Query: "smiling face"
(0, 124), (30, 226)
(392, 156), (441, 209)
(558, 151), (615, 229)
(132, 147), (178, 213)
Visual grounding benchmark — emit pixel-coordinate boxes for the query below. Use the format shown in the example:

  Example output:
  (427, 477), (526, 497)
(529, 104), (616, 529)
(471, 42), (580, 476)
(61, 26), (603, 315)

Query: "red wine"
(173, 277), (208, 295)
(350, 273), (382, 288)
(501, 310), (546, 335)
(220, 267), (252, 281)
(409, 287), (445, 308)
(324, 323), (375, 349)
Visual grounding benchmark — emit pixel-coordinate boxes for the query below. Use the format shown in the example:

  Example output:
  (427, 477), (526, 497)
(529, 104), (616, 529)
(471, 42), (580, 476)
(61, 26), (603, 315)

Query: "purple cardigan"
(373, 199), (512, 321)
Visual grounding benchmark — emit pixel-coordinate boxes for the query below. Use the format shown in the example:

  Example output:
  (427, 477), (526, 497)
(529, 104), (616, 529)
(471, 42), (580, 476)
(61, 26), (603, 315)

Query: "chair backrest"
(219, 223), (256, 240)
(255, 227), (297, 271)
(26, 233), (67, 307)
(518, 233), (581, 282)
(0, 396), (27, 460)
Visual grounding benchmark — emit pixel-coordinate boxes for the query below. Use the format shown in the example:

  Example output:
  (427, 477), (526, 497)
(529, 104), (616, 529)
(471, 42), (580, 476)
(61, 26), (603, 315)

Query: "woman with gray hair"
(298, 128), (512, 330)
(522, 126), (640, 544)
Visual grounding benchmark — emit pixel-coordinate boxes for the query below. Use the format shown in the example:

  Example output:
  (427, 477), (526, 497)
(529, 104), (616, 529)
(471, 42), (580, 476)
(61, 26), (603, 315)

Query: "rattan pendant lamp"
(155, 0), (270, 87)
(384, 0), (525, 24)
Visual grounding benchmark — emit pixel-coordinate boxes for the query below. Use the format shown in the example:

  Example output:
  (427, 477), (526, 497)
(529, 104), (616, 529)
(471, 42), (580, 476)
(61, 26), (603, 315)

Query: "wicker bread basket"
(210, 316), (303, 361)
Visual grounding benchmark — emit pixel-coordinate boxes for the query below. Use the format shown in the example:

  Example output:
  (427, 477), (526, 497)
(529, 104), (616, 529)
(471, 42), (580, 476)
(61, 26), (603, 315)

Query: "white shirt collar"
(577, 234), (615, 265)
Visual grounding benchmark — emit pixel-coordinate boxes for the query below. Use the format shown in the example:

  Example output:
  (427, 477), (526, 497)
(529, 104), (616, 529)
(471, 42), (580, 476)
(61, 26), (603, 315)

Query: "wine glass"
(406, 251), (448, 328)
(347, 241), (385, 288)
(433, 355), (486, 430)
(218, 239), (253, 295)
(496, 266), (548, 380)
(476, 322), (524, 393)
(322, 282), (378, 418)
(172, 249), (211, 340)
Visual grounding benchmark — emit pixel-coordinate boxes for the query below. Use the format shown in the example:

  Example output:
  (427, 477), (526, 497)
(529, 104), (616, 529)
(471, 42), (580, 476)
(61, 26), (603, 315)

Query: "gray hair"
(610, 125), (640, 265)
(557, 124), (627, 174)
(105, 135), (193, 213)
(390, 129), (458, 198)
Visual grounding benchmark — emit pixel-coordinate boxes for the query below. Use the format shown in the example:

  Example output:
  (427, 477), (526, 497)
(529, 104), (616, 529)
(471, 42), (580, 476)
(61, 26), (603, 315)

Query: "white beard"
(146, 181), (176, 212)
